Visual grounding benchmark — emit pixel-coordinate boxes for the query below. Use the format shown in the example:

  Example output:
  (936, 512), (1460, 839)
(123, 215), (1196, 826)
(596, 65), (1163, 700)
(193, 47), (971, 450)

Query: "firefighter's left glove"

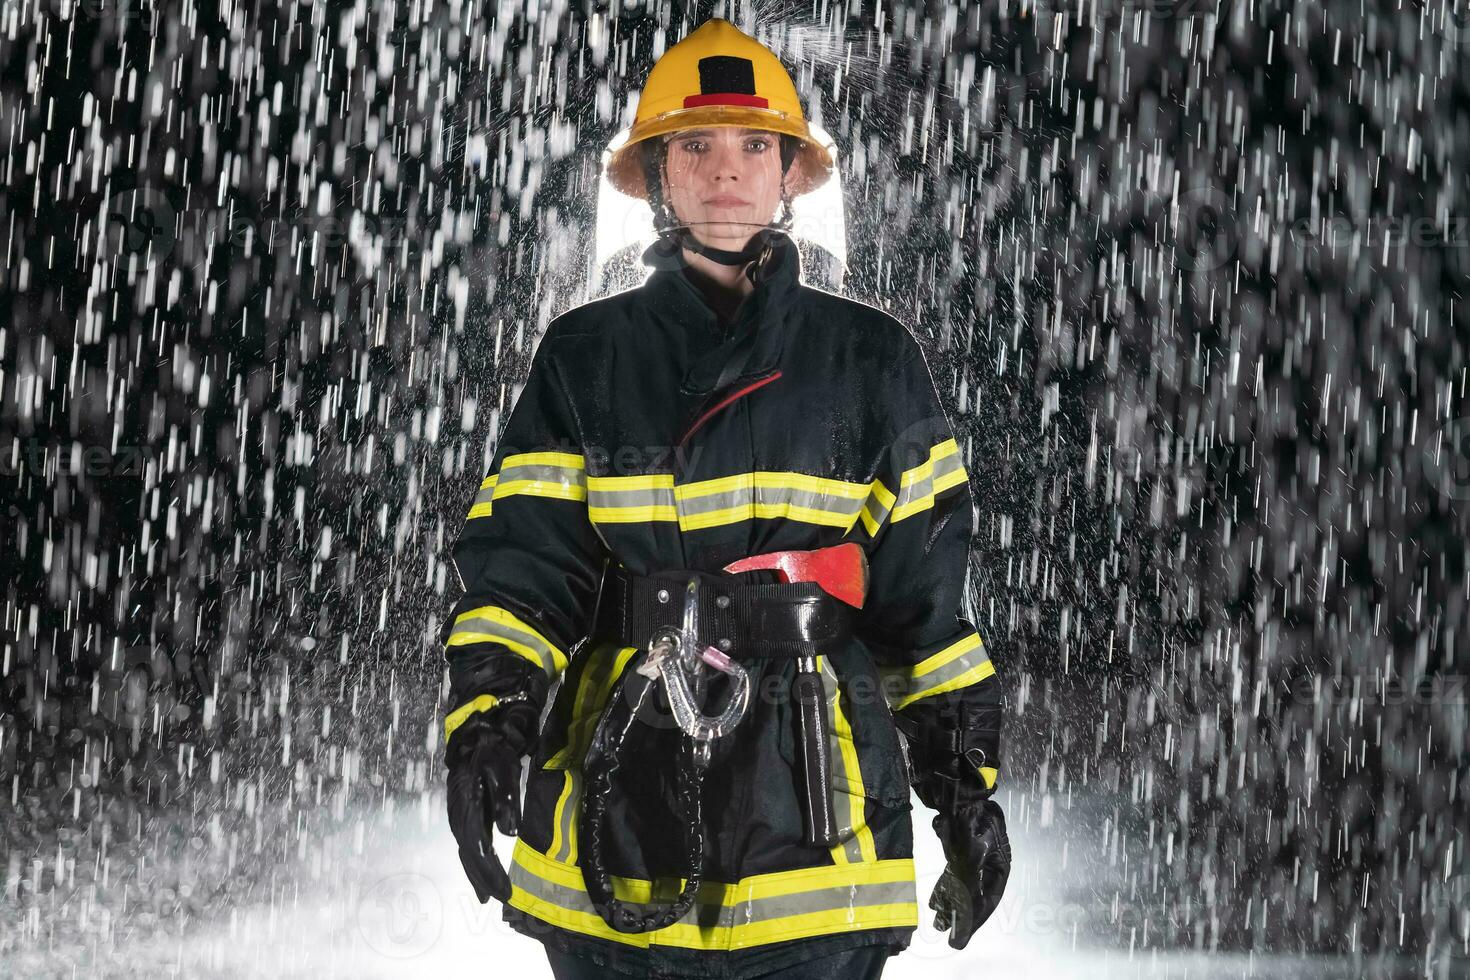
(929, 797), (1011, 949)
(445, 698), (539, 904)
(894, 697), (1010, 947)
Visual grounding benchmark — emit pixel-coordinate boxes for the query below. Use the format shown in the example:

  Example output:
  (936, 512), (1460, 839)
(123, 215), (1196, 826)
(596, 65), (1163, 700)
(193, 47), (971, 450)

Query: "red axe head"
(723, 542), (869, 609)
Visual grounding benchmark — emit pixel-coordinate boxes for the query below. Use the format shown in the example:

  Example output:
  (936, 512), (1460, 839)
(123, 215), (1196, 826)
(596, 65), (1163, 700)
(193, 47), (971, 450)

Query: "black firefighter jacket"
(439, 231), (1003, 978)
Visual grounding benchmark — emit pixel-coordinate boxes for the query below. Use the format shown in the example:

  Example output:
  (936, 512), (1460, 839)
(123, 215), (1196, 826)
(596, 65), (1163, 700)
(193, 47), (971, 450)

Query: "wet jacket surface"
(440, 232), (1002, 979)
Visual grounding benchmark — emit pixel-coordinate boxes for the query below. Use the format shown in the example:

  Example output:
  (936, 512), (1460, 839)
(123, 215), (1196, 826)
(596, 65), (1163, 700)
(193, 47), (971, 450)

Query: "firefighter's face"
(660, 127), (787, 249)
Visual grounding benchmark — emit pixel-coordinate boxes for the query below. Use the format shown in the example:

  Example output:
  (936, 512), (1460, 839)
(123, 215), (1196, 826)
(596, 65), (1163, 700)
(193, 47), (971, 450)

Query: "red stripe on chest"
(676, 371), (783, 449)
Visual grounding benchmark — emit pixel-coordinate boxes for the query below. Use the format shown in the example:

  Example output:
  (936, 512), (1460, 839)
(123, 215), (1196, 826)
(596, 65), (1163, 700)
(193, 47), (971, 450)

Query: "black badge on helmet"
(697, 56), (757, 96)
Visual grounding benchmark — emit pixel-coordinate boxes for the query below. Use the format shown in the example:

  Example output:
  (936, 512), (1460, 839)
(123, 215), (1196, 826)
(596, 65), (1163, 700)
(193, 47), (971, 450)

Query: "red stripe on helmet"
(682, 93), (770, 109)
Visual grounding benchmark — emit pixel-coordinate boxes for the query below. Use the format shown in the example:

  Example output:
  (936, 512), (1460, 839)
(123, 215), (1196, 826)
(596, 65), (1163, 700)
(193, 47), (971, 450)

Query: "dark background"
(1, 0), (1465, 970)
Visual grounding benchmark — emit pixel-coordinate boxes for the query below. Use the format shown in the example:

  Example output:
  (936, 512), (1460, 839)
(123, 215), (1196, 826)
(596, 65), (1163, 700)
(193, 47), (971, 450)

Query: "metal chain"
(579, 658), (710, 934)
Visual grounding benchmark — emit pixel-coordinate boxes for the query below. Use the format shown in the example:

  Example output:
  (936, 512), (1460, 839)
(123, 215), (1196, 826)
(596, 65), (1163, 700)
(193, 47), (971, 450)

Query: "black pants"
(545, 943), (891, 980)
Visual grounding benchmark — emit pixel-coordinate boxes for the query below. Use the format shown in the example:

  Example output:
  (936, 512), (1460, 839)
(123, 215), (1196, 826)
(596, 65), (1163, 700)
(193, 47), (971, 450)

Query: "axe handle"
(791, 657), (838, 848)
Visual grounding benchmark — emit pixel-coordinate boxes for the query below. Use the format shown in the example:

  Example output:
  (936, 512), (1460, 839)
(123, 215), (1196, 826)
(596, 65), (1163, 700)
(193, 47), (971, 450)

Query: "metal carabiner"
(636, 576), (751, 766)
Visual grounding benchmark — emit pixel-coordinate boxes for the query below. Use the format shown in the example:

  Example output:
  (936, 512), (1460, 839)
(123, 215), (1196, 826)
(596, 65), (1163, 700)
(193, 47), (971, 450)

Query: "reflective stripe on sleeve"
(506, 838), (917, 950)
(467, 474), (499, 519)
(467, 451), (587, 520)
(443, 693), (498, 745)
(445, 604), (569, 679)
(855, 480), (897, 538)
(890, 632), (994, 711)
(889, 438), (967, 523)
(855, 437), (967, 537)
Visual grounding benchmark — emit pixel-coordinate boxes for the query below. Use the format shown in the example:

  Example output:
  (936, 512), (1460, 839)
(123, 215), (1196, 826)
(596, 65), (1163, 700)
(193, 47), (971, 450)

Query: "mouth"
(704, 196), (751, 207)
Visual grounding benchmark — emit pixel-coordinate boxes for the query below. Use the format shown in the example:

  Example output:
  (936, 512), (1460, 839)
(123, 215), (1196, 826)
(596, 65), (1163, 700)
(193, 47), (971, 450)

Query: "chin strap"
(669, 224), (778, 272)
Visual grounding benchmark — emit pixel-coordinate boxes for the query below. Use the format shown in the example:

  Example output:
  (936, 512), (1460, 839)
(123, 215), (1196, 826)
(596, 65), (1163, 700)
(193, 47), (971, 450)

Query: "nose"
(708, 139), (740, 183)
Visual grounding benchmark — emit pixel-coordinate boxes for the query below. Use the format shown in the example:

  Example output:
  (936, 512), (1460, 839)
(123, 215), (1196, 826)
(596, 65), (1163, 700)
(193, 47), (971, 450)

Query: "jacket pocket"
(526, 643), (641, 867)
(814, 654), (910, 864)
(533, 641), (641, 771)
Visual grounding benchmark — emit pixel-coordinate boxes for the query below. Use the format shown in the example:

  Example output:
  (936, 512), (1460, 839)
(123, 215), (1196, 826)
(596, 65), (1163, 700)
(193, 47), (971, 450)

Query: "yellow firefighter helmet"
(604, 18), (835, 201)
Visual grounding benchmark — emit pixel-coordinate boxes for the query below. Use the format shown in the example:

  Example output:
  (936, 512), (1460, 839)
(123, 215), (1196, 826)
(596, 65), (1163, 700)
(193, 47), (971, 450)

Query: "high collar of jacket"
(640, 230), (802, 395)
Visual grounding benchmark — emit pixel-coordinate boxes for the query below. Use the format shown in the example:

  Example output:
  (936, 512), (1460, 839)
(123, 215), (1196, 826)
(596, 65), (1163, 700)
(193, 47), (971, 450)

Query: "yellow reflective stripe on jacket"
(586, 474), (678, 523)
(855, 480), (897, 538)
(889, 438), (967, 523)
(545, 645), (639, 865)
(499, 448), (966, 535)
(446, 604), (569, 678)
(443, 693), (498, 745)
(817, 656), (878, 865)
(467, 443), (963, 527)
(467, 451), (587, 520)
(855, 437), (968, 536)
(468, 474), (499, 519)
(588, 471), (872, 531)
(547, 771), (581, 865)
(545, 646), (639, 768)
(676, 471), (872, 531)
(507, 838), (917, 950)
(890, 632), (994, 711)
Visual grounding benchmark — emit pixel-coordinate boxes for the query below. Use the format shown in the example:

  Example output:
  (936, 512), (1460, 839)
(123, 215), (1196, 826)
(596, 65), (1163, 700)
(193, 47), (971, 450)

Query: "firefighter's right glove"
(929, 798), (1011, 948)
(445, 698), (539, 904)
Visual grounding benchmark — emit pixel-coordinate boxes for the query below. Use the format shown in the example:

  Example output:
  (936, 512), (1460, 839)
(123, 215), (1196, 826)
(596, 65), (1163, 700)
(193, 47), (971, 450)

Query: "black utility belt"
(592, 563), (853, 659)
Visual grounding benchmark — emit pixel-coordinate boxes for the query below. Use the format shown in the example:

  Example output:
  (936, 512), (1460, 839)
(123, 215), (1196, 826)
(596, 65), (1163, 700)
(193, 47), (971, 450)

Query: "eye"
(679, 139), (706, 153)
(746, 137), (771, 152)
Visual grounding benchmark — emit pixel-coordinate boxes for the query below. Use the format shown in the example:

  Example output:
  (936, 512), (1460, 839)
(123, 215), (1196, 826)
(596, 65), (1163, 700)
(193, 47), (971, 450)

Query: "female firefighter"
(442, 18), (1011, 980)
